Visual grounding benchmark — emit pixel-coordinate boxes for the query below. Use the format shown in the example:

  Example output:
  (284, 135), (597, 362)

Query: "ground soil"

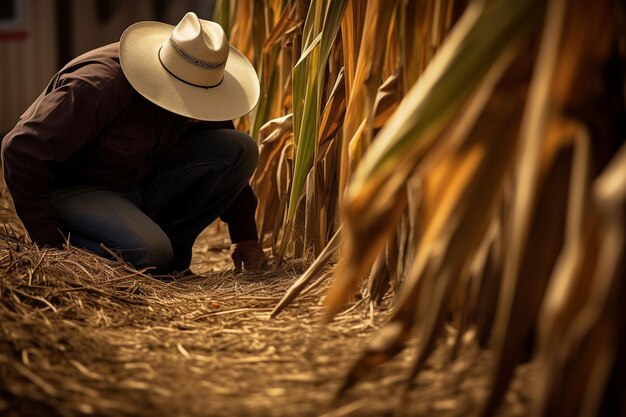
(0, 184), (535, 417)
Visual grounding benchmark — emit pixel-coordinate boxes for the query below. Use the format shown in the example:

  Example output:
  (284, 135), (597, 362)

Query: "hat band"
(168, 37), (226, 70)
(158, 46), (224, 88)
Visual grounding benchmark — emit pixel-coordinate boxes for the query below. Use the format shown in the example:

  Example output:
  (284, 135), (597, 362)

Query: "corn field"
(215, 0), (626, 415)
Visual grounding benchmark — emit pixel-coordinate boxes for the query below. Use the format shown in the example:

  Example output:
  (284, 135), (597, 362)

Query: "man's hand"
(230, 240), (268, 271)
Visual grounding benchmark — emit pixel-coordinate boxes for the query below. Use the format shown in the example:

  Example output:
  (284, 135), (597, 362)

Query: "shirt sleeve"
(1, 79), (112, 247)
(219, 184), (259, 243)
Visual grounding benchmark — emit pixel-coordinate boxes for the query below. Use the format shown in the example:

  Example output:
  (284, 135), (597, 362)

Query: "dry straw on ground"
(0, 192), (533, 417)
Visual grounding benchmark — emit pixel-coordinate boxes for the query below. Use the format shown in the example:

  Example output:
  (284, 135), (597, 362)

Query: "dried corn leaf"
(253, 114), (294, 241)
(326, 0), (544, 321)
(335, 9), (535, 395)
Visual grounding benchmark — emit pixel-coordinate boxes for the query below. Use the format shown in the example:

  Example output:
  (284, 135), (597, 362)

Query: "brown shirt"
(1, 42), (258, 247)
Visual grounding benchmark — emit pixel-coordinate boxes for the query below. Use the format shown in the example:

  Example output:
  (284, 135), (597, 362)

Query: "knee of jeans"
(122, 235), (174, 273)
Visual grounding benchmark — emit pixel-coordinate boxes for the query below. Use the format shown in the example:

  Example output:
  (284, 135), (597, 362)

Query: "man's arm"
(192, 119), (267, 270)
(1, 79), (111, 246)
(219, 184), (259, 243)
(219, 184), (268, 270)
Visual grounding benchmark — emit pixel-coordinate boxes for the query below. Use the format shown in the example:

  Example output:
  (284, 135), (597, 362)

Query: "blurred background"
(0, 0), (216, 134)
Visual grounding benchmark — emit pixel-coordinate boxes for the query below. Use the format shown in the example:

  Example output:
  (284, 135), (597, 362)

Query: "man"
(1, 12), (267, 274)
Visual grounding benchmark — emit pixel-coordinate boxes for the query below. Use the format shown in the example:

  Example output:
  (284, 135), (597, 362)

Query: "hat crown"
(159, 12), (229, 87)
(171, 12), (229, 63)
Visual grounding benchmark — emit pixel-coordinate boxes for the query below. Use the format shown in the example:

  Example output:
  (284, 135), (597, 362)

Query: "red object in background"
(0, 31), (28, 41)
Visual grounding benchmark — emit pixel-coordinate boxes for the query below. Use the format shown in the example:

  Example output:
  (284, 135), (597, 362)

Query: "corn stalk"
(219, 0), (626, 415)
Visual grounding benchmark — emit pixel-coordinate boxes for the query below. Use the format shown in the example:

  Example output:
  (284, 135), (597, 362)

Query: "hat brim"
(120, 21), (259, 121)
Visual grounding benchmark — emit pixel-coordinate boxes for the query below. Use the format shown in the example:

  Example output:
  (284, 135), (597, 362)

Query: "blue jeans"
(50, 129), (259, 274)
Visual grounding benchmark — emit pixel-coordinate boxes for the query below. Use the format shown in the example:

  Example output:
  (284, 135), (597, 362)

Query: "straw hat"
(119, 12), (259, 121)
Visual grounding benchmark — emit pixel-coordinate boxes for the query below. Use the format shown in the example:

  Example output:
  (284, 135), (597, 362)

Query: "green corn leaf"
(325, 0), (545, 319)
(212, 0), (232, 35)
(349, 0), (544, 197)
(287, 0), (348, 223)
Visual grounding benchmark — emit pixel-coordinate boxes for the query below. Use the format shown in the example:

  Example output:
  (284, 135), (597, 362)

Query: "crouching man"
(1, 12), (267, 274)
